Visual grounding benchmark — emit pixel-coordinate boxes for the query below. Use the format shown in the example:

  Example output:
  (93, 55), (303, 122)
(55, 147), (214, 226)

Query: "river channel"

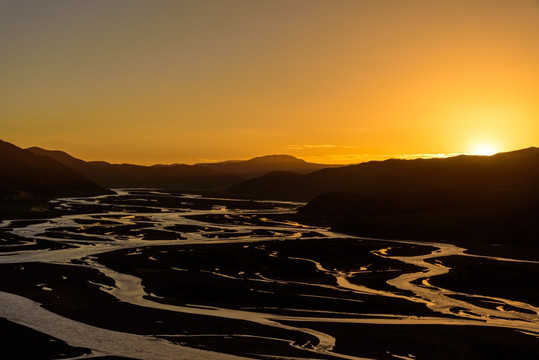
(0, 189), (537, 359)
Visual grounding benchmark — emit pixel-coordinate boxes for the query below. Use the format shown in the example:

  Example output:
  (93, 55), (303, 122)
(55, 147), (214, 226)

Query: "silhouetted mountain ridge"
(1, 140), (109, 199)
(27, 147), (242, 190)
(196, 154), (339, 179)
(290, 147), (539, 247)
(27, 148), (338, 189)
(229, 147), (539, 199)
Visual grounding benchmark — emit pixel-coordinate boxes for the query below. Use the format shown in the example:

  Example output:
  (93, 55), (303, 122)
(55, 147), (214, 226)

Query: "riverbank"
(0, 189), (537, 359)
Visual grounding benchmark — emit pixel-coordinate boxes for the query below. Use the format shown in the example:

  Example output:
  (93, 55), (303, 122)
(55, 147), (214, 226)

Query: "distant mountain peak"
(27, 146), (74, 157)
(1, 140), (109, 198)
(246, 154), (307, 164)
(26, 146), (86, 165)
(228, 146), (539, 199)
(196, 154), (339, 179)
(26, 145), (242, 190)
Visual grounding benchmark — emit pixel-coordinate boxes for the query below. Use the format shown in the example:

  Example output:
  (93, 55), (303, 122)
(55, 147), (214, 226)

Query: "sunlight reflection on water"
(0, 189), (538, 359)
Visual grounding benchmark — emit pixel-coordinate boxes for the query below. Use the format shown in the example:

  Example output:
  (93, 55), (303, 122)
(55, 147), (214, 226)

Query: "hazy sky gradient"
(2, 0), (538, 164)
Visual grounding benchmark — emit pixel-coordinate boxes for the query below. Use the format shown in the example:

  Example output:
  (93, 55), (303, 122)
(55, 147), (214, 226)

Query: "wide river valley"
(0, 189), (538, 359)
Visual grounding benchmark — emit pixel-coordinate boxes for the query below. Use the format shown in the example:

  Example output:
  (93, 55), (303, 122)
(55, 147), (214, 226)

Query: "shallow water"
(0, 189), (537, 359)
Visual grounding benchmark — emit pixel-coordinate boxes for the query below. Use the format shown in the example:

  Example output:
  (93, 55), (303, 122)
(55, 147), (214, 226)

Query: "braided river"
(0, 189), (537, 359)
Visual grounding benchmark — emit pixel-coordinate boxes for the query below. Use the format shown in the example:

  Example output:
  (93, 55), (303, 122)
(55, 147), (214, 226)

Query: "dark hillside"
(295, 148), (539, 252)
(229, 148), (539, 199)
(0, 140), (109, 199)
(196, 154), (339, 179)
(27, 147), (242, 190)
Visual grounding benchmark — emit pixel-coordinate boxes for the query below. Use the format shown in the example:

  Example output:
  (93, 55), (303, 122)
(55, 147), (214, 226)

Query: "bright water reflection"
(0, 189), (537, 359)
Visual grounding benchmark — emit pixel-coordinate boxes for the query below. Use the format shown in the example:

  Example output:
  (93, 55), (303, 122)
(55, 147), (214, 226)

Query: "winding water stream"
(0, 190), (537, 359)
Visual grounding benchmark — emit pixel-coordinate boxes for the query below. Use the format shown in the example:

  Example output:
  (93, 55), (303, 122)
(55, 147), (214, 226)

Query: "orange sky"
(1, 0), (538, 165)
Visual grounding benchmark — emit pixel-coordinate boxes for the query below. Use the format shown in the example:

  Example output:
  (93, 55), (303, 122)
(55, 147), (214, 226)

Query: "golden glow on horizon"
(1, 1), (538, 165)
(470, 143), (499, 156)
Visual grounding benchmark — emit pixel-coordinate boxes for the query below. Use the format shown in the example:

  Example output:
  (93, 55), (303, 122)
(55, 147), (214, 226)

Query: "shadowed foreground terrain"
(230, 148), (539, 259)
(0, 189), (537, 359)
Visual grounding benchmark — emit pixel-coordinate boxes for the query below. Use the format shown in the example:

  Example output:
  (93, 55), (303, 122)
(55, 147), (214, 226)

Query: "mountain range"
(3, 140), (341, 198)
(26, 147), (240, 190)
(285, 147), (539, 247)
(196, 155), (339, 178)
(2, 139), (538, 247)
(229, 147), (539, 199)
(0, 140), (108, 199)
(25, 148), (336, 190)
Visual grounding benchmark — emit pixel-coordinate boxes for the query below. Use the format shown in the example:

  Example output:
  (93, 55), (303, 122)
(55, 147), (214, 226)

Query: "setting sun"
(471, 143), (499, 156)
(2, 1), (538, 164)
(1, 2), (539, 359)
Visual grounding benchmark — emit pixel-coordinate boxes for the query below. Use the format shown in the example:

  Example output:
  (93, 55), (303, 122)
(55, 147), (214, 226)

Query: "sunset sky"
(1, 0), (538, 165)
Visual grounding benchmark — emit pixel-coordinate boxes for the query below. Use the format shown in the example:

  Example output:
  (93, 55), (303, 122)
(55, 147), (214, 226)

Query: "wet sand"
(0, 189), (537, 359)
(280, 321), (539, 360)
